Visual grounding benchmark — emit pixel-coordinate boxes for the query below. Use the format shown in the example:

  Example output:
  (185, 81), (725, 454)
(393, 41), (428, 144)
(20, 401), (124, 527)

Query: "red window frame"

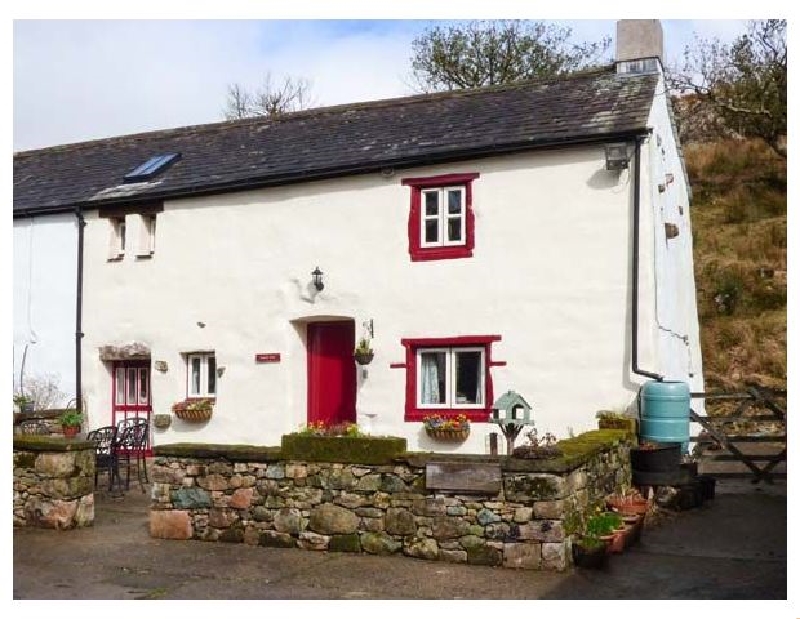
(400, 335), (502, 422)
(401, 172), (480, 262)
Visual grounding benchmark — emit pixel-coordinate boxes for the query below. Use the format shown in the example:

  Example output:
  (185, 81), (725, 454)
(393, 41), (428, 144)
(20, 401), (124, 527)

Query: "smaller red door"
(307, 321), (356, 426)
(112, 361), (152, 455)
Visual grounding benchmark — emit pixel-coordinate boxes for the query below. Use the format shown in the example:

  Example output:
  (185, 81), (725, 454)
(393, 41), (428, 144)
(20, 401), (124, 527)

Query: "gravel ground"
(13, 479), (787, 601)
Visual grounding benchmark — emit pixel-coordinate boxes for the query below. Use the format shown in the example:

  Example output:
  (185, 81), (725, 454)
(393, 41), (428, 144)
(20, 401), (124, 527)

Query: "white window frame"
(186, 353), (217, 397)
(108, 217), (126, 260)
(136, 214), (156, 257)
(416, 346), (485, 409)
(420, 186), (466, 249)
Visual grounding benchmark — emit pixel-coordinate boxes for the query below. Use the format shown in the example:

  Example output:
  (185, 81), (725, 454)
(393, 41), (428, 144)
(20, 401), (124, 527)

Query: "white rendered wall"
(13, 215), (77, 406)
(645, 71), (706, 424)
(82, 145), (665, 452)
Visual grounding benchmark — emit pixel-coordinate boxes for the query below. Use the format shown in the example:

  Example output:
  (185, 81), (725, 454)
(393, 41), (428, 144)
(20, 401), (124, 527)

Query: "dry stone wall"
(150, 434), (631, 571)
(13, 437), (96, 529)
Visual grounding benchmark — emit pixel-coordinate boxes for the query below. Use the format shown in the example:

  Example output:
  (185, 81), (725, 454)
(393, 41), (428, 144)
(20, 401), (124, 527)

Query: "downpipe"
(631, 138), (664, 382)
(75, 205), (85, 412)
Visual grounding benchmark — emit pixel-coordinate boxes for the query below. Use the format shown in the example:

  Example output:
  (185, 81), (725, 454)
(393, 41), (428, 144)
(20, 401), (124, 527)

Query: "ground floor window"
(186, 352), (216, 397)
(401, 335), (501, 422)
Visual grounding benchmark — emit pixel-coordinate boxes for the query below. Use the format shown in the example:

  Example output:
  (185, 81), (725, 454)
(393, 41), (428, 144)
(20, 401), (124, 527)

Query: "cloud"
(13, 19), (752, 151)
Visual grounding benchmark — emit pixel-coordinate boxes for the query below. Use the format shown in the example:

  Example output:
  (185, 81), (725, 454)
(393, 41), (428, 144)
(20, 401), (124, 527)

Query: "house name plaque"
(425, 461), (502, 494)
(255, 353), (281, 363)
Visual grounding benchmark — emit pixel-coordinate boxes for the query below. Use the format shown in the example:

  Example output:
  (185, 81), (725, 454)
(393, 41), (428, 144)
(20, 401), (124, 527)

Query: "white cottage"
(12, 20), (704, 453)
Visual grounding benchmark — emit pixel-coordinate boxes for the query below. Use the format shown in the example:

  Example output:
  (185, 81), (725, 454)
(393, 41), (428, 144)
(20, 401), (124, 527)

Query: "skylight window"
(123, 153), (181, 183)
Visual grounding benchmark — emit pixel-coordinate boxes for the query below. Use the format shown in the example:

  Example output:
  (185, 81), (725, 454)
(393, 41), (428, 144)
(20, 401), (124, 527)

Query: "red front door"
(112, 361), (152, 455)
(307, 321), (356, 426)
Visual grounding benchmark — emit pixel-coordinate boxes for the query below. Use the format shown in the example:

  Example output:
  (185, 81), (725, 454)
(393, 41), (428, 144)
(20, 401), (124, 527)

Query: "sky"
(11, 17), (757, 152)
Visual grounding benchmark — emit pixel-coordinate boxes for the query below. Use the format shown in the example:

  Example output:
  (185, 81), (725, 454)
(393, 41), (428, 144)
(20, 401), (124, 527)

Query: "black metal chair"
(87, 426), (121, 494)
(115, 418), (149, 492)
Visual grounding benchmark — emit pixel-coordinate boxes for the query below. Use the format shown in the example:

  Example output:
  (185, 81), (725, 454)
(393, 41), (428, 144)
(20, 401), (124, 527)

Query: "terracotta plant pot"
(609, 527), (627, 554)
(62, 425), (81, 438)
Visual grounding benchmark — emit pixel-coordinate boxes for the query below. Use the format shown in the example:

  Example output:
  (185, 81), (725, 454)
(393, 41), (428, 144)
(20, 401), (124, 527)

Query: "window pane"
(454, 350), (483, 405)
(139, 369), (148, 404)
(447, 217), (462, 242)
(127, 368), (136, 404)
(448, 189), (463, 214)
(115, 368), (125, 404)
(424, 191), (439, 216)
(207, 355), (216, 395)
(119, 221), (126, 252)
(190, 358), (201, 395)
(419, 351), (446, 405)
(425, 220), (439, 244)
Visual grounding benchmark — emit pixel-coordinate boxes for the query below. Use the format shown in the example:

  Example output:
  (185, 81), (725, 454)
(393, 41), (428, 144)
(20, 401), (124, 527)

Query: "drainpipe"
(631, 138), (664, 382)
(75, 205), (86, 412)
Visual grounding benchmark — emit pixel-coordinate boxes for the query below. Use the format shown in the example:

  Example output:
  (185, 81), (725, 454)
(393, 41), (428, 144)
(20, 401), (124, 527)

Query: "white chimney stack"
(615, 19), (663, 74)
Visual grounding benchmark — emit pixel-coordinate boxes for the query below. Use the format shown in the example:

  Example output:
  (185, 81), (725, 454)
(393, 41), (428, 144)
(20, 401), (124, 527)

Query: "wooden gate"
(690, 386), (786, 484)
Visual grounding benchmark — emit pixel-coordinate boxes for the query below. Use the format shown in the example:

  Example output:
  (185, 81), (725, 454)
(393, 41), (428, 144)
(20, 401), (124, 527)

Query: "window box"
(401, 172), (480, 262)
(172, 398), (214, 423)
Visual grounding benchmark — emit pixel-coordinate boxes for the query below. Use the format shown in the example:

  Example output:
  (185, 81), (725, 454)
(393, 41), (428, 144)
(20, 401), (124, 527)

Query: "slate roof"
(13, 66), (658, 215)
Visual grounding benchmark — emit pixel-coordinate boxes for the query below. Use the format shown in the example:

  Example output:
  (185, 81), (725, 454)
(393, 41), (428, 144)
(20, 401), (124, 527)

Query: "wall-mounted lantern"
(217, 366), (226, 378)
(311, 267), (324, 291)
(604, 143), (632, 171)
(491, 390), (534, 455)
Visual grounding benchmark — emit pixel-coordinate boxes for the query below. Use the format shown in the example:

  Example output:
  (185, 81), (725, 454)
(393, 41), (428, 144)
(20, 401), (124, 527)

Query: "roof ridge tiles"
(14, 64), (619, 157)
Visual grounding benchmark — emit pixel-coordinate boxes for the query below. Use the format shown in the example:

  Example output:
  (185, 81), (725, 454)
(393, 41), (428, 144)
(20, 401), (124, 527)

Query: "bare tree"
(223, 73), (316, 120)
(410, 20), (612, 92)
(668, 20), (786, 157)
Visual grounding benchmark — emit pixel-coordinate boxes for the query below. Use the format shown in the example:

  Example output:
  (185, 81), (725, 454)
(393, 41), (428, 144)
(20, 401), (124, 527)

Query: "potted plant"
(572, 534), (609, 569)
(512, 427), (563, 459)
(586, 510), (623, 554)
(172, 398), (214, 422)
(353, 337), (374, 365)
(14, 393), (35, 414)
(59, 408), (84, 438)
(423, 413), (470, 441)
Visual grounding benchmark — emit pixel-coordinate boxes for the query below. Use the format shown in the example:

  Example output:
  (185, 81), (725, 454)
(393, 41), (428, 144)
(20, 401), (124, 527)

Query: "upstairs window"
(108, 217), (126, 261)
(136, 214), (157, 258)
(186, 352), (216, 398)
(401, 172), (480, 261)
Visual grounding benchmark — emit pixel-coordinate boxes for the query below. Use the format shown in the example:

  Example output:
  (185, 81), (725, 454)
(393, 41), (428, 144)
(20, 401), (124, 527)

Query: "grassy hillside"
(685, 139), (787, 394)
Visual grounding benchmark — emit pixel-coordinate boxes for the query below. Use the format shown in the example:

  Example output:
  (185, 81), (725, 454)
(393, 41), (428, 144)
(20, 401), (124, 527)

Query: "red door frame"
(111, 361), (153, 456)
(306, 320), (356, 426)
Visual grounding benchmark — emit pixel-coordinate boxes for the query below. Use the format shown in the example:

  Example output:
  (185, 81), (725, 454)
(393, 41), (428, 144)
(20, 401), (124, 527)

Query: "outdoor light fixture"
(604, 142), (632, 171)
(217, 366), (226, 378)
(311, 267), (324, 291)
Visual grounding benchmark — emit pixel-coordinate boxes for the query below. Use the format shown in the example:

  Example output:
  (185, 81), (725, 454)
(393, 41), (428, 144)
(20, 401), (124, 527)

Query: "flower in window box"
(422, 413), (470, 441)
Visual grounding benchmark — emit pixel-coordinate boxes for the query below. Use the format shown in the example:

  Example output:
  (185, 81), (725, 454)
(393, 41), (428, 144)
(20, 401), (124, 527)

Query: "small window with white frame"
(417, 346), (484, 409)
(421, 186), (466, 248)
(108, 217), (126, 260)
(136, 214), (156, 258)
(186, 352), (217, 397)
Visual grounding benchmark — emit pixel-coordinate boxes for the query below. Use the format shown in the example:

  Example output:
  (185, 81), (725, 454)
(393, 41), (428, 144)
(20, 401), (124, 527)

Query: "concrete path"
(13, 479), (787, 600)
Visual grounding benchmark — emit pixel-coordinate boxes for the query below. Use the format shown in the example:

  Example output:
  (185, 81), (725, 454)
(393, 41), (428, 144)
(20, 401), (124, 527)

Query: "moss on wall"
(153, 443), (283, 462)
(13, 436), (95, 452)
(280, 435), (407, 465)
